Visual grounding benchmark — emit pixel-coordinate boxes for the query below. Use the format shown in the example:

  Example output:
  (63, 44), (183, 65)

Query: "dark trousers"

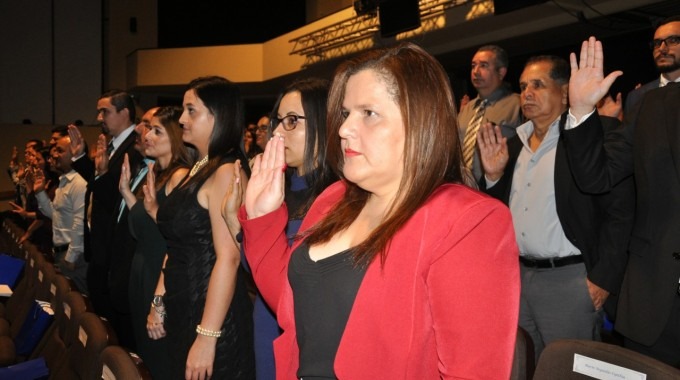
(87, 262), (113, 320)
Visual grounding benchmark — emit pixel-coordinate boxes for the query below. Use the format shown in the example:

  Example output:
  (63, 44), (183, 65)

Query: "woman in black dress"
(120, 106), (193, 378)
(147, 77), (254, 379)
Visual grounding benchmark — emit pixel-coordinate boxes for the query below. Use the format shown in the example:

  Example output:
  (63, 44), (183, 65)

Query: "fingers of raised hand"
(146, 165), (156, 188)
(68, 125), (81, 141)
(234, 159), (241, 184)
(477, 124), (495, 150)
(261, 136), (276, 170)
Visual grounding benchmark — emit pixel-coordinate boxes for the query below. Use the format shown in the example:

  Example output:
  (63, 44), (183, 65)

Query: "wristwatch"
(152, 294), (164, 308)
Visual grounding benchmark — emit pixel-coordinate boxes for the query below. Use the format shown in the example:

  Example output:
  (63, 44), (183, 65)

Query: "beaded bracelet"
(196, 324), (222, 338)
(151, 303), (167, 318)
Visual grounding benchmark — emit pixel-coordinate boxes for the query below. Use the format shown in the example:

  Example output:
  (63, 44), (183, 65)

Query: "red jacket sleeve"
(239, 204), (291, 314)
(427, 197), (520, 378)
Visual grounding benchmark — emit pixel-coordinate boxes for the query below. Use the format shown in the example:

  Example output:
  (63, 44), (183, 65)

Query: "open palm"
(245, 135), (286, 219)
(477, 123), (509, 182)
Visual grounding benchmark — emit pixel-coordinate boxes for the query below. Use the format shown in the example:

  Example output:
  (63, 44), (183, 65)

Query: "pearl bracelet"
(196, 324), (222, 338)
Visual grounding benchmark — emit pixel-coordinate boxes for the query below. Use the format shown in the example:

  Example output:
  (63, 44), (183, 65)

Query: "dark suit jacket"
(72, 130), (143, 267)
(481, 115), (634, 315)
(564, 83), (680, 345)
(624, 79), (659, 115)
(108, 163), (147, 314)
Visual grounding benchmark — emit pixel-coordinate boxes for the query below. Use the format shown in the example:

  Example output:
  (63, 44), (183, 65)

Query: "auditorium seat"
(534, 339), (680, 379)
(99, 345), (153, 380)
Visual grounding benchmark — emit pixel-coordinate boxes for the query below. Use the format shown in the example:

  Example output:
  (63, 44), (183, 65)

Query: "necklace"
(190, 155), (209, 177)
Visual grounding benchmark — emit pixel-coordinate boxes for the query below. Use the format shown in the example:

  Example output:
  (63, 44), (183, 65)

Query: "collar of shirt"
(659, 74), (680, 87)
(516, 116), (562, 154)
(60, 169), (80, 184)
(110, 124), (136, 152)
(479, 83), (513, 105)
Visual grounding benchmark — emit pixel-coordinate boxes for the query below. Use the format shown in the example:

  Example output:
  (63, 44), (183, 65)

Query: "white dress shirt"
(36, 170), (87, 263)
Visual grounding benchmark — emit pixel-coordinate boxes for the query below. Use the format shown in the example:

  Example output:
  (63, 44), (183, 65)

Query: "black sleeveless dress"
(156, 163), (255, 379)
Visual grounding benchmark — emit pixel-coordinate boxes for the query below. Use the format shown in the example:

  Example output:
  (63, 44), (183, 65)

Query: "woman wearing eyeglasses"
(223, 77), (336, 380)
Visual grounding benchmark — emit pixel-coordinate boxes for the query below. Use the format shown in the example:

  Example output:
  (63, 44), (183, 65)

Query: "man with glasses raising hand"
(566, 35), (680, 368)
(625, 16), (680, 113)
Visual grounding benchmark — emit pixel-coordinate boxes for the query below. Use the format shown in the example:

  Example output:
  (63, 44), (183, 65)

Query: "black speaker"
(494, 0), (547, 15)
(379, 0), (421, 38)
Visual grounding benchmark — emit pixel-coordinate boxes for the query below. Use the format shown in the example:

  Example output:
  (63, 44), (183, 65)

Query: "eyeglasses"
(650, 35), (680, 50)
(256, 124), (268, 132)
(271, 114), (306, 131)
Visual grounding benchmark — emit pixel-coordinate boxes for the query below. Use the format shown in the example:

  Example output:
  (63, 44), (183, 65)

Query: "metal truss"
(290, 0), (475, 67)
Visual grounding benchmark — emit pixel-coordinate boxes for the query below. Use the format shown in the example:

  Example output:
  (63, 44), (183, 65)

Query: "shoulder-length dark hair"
(269, 77), (336, 218)
(304, 42), (464, 267)
(183, 76), (249, 189)
(151, 106), (196, 190)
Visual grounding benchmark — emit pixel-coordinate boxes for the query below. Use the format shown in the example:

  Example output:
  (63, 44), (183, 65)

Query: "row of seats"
(3, 215), (679, 379)
(0, 218), (152, 380)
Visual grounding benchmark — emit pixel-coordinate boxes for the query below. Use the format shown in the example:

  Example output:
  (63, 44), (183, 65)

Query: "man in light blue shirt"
(478, 55), (634, 359)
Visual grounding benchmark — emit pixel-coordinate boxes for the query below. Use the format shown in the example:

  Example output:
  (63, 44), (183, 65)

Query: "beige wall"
(105, 0), (158, 90)
(128, 7), (357, 87)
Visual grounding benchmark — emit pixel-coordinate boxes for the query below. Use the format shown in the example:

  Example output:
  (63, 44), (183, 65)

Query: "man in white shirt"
(35, 135), (88, 293)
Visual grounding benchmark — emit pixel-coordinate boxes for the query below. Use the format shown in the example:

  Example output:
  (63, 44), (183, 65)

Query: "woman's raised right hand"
(143, 162), (159, 221)
(119, 153), (132, 194)
(245, 134), (286, 219)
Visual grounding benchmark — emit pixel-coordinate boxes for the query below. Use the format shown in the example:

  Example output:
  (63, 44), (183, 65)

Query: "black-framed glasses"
(271, 114), (306, 131)
(256, 124), (268, 132)
(650, 35), (680, 50)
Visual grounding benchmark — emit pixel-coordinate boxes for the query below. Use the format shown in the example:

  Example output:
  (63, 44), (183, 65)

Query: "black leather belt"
(52, 244), (69, 254)
(520, 255), (583, 269)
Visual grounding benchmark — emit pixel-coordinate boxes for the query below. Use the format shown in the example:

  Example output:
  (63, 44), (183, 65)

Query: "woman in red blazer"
(236, 43), (520, 379)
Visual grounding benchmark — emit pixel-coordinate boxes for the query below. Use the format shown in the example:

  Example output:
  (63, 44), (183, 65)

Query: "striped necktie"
(462, 99), (488, 169)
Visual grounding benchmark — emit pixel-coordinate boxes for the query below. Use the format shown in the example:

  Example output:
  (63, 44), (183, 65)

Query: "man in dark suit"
(624, 16), (680, 113)
(567, 36), (680, 367)
(107, 106), (158, 350)
(68, 90), (144, 323)
(478, 55), (634, 359)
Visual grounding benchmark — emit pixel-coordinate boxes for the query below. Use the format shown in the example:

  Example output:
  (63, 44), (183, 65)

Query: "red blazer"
(240, 182), (520, 379)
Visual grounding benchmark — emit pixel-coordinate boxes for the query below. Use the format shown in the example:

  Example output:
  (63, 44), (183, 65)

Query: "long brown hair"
(303, 42), (464, 267)
(151, 106), (195, 190)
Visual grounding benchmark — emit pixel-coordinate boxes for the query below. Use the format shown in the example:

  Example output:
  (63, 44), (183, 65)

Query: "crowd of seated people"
(2, 16), (680, 379)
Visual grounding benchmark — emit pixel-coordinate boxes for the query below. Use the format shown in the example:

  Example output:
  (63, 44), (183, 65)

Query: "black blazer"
(564, 83), (680, 345)
(624, 79), (659, 115)
(108, 163), (148, 314)
(72, 131), (143, 267)
(481, 114), (634, 313)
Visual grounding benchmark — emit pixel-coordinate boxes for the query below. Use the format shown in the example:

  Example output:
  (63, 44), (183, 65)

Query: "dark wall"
(158, 1), (307, 47)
